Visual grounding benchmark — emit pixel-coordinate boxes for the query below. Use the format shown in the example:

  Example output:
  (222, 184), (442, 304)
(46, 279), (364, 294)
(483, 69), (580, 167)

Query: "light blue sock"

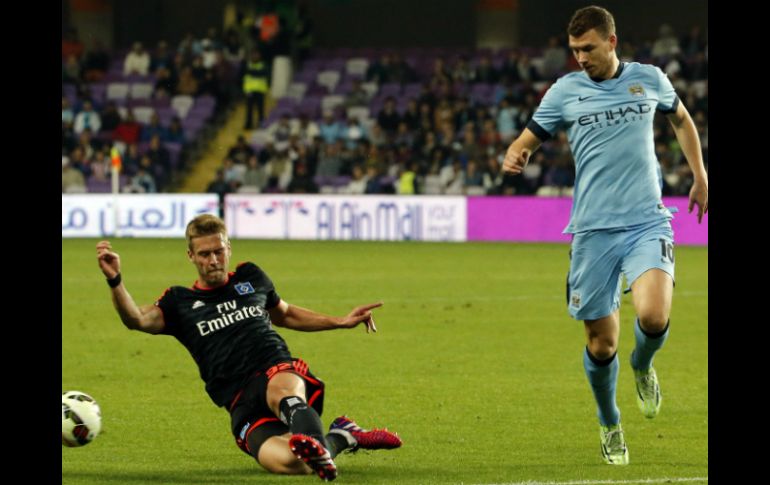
(630, 317), (669, 371)
(583, 347), (620, 426)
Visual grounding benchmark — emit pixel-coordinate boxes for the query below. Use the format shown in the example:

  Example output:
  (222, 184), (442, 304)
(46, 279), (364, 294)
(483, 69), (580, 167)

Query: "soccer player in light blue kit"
(502, 6), (708, 465)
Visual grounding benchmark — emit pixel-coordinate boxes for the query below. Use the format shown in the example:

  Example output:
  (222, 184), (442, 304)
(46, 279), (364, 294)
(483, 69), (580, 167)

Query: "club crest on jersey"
(628, 83), (645, 98)
(570, 292), (581, 308)
(234, 282), (255, 295)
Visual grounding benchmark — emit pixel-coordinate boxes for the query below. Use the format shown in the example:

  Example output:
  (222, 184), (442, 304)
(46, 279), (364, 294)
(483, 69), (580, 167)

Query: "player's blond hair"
(568, 5), (615, 39)
(185, 214), (228, 250)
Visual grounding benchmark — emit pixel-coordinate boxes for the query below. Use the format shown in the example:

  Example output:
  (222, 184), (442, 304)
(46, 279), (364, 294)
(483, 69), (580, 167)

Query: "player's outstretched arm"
(501, 128), (543, 175)
(666, 103), (708, 223)
(96, 241), (165, 334)
(269, 300), (382, 333)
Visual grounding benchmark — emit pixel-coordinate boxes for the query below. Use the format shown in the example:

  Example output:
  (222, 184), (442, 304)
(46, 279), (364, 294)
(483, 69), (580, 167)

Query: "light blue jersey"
(529, 62), (678, 233)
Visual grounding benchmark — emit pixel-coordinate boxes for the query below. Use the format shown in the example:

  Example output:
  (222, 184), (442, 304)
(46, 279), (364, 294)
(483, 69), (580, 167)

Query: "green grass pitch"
(62, 238), (707, 484)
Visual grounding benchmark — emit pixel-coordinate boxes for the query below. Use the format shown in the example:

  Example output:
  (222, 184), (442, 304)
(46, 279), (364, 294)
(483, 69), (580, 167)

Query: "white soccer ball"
(62, 391), (102, 447)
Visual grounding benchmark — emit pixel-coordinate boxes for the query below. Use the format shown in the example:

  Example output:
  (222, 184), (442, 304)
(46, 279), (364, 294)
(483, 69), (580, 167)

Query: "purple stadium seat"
(165, 142), (183, 169)
(297, 95), (321, 118)
(195, 95), (216, 108)
(86, 175), (129, 193)
(152, 97), (171, 108)
(88, 83), (107, 103)
(379, 83), (402, 97)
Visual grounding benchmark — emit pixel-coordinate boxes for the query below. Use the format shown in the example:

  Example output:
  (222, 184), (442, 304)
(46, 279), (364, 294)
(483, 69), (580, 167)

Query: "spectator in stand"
(388, 53), (417, 84)
(146, 134), (172, 188)
(100, 101), (122, 134)
(364, 165), (384, 194)
(401, 99), (420, 131)
(62, 28), (85, 60)
(177, 66), (199, 96)
(113, 110), (142, 145)
(62, 156), (86, 193)
(267, 114), (292, 144)
(141, 114), (168, 142)
(222, 28), (245, 64)
(473, 55), (499, 84)
(222, 157), (246, 189)
(122, 143), (142, 175)
(464, 160), (485, 193)
(242, 50), (269, 130)
(166, 117), (186, 144)
(366, 54), (392, 84)
(341, 164), (368, 194)
(377, 97), (401, 135)
(124, 42), (151, 76)
(316, 141), (343, 178)
(154, 67), (177, 99)
(319, 110), (344, 144)
(499, 50), (523, 85)
(344, 79), (370, 108)
(264, 142), (293, 192)
(286, 161), (318, 194)
(62, 55), (82, 85)
(69, 146), (91, 179)
(151, 40), (174, 72)
(451, 56), (474, 84)
(242, 155), (267, 191)
(201, 39), (218, 70)
(206, 168), (231, 217)
(343, 117), (367, 149)
(651, 24), (681, 61)
(126, 158), (158, 193)
(227, 135), (256, 165)
(291, 114), (320, 147)
(62, 97), (74, 127)
(542, 36), (568, 80)
(74, 100), (101, 135)
(516, 54), (541, 83)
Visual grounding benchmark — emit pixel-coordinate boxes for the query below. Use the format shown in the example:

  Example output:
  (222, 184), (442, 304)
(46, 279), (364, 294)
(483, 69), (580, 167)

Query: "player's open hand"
(688, 179), (708, 224)
(96, 240), (121, 279)
(341, 302), (383, 333)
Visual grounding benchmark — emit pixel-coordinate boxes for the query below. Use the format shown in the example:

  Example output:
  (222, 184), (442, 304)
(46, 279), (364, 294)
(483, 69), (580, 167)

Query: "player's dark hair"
(186, 214), (227, 249)
(568, 6), (615, 39)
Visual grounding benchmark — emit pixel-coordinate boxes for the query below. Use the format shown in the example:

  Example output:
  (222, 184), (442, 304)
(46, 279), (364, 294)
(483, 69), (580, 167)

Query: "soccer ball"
(62, 391), (102, 447)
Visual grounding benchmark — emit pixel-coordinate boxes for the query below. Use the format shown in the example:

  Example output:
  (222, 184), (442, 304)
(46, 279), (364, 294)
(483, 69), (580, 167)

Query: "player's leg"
(569, 230), (628, 465)
(630, 268), (673, 368)
(584, 311), (621, 426)
(266, 369), (337, 480)
(327, 415), (403, 452)
(624, 221), (675, 418)
(247, 426), (311, 475)
(256, 434), (311, 474)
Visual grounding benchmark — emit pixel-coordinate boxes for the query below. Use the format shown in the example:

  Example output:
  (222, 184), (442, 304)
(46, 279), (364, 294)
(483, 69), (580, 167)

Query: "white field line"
(469, 476), (708, 485)
(294, 291), (707, 305)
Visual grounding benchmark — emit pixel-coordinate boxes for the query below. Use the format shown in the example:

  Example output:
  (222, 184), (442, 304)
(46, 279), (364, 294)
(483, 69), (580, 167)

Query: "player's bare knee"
(587, 339), (617, 360)
(638, 313), (668, 333)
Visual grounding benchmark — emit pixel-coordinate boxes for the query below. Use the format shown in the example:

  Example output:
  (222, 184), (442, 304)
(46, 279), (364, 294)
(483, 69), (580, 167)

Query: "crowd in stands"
(62, 25), (247, 193)
(209, 23), (707, 198)
(62, 17), (706, 199)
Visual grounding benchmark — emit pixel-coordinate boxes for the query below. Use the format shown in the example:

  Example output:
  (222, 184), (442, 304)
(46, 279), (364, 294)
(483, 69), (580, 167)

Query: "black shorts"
(228, 358), (325, 459)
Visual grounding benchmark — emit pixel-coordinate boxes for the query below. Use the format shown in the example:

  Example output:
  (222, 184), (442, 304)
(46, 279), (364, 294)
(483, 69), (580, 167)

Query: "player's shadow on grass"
(62, 468), (312, 484)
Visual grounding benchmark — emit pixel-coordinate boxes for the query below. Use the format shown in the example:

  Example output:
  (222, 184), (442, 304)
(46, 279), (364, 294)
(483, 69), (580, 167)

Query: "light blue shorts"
(566, 219), (675, 321)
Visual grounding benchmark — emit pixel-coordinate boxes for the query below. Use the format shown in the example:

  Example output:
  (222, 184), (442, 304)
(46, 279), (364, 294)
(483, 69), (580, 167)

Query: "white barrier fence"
(225, 194), (467, 241)
(61, 194), (220, 238)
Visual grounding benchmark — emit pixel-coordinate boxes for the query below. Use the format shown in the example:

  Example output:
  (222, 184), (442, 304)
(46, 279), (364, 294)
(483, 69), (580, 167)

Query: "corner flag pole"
(110, 147), (122, 237)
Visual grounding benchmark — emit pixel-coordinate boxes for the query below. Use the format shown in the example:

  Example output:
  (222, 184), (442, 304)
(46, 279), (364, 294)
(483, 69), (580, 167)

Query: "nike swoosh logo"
(578, 96), (593, 101)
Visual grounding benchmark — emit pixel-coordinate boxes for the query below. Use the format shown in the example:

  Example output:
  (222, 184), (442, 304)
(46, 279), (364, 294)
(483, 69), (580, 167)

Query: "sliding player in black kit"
(96, 214), (401, 481)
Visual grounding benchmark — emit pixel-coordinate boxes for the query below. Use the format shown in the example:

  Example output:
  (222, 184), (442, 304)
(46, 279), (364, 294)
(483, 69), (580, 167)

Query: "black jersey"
(155, 262), (293, 407)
